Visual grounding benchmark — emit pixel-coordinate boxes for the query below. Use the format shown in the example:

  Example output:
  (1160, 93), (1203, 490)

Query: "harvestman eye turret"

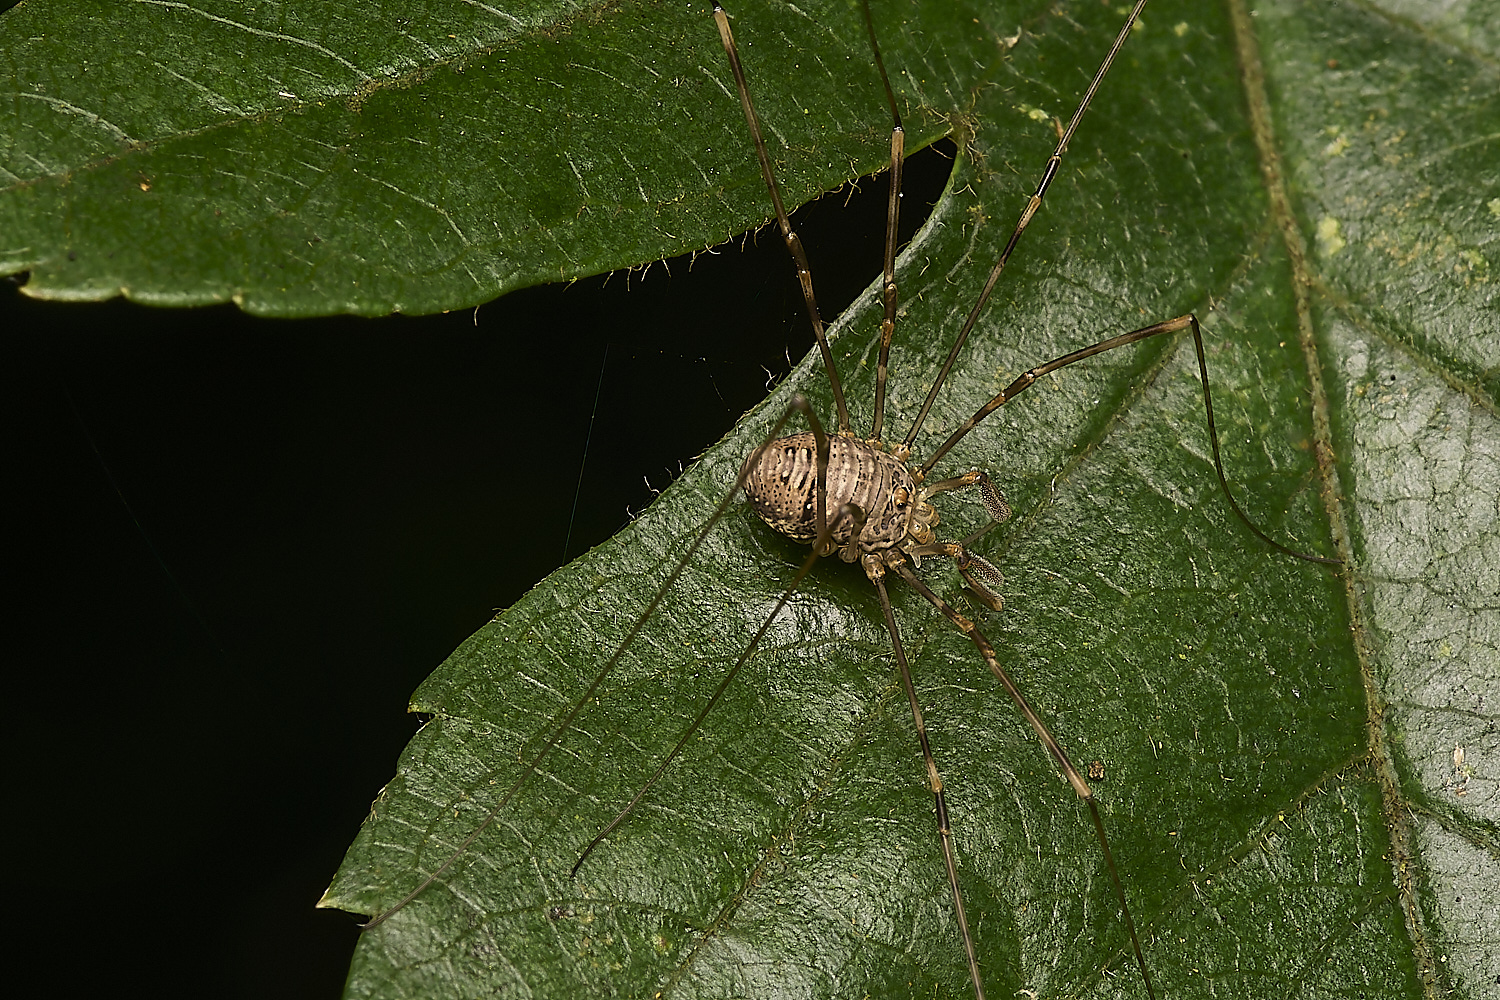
(356, 3), (1340, 998)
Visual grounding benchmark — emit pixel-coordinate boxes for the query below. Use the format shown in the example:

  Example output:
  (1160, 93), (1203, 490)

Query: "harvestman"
(360, 2), (1337, 997)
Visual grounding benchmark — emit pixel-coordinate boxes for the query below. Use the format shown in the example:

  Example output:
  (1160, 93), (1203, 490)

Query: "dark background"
(7, 143), (949, 997)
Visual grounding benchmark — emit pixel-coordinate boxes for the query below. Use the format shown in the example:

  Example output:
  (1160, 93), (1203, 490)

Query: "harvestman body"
(360, 2), (1337, 998)
(711, 3), (1335, 989)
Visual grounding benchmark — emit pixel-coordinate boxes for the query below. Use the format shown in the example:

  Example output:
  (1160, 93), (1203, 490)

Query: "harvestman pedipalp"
(357, 2), (1340, 997)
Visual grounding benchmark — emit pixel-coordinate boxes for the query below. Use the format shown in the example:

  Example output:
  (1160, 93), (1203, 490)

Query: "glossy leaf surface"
(313, 0), (1495, 995)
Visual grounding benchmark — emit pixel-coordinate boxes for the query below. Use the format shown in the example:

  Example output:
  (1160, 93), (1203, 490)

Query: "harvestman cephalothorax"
(351, 1), (1340, 996)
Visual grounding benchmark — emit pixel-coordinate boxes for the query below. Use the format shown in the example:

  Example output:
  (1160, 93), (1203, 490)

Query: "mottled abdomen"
(740, 431), (920, 557)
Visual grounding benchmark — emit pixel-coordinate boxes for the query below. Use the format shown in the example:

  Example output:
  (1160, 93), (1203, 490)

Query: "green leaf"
(315, 1), (1498, 997)
(2, 0), (805, 314)
(70, 0), (1470, 996)
(2, 0), (950, 316)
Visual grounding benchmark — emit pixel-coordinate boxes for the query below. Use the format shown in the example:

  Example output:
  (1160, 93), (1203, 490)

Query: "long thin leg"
(573, 501), (866, 874)
(918, 314), (1339, 564)
(713, 3), (851, 434)
(573, 252), (870, 868)
(861, 0), (905, 442)
(362, 394), (812, 929)
(802, 397), (836, 556)
(903, 0), (1150, 452)
(869, 565), (987, 1000)
(576, 388), (861, 871)
(891, 561), (1157, 1000)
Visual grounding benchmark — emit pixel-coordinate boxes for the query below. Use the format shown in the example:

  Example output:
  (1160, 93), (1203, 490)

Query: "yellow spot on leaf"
(1317, 215), (1346, 257)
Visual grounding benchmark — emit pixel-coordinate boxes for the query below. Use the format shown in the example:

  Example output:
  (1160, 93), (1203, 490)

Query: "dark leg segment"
(919, 314), (1338, 564)
(713, 3), (850, 433)
(869, 565), (988, 1000)
(861, 0), (906, 443)
(903, 0), (1152, 451)
(364, 394), (816, 928)
(891, 562), (1157, 1000)
(572, 503), (863, 875)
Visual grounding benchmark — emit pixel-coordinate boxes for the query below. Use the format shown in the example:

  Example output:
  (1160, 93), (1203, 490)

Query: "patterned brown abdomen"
(740, 432), (916, 554)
